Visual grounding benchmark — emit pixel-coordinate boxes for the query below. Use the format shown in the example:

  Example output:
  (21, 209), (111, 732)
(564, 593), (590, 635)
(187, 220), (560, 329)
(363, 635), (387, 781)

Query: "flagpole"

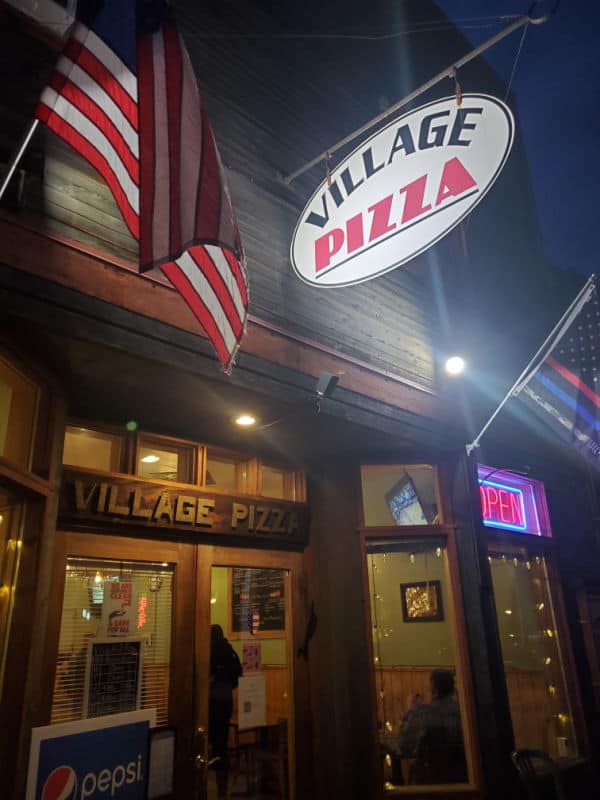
(466, 273), (597, 456)
(282, 1), (557, 185)
(0, 119), (40, 203)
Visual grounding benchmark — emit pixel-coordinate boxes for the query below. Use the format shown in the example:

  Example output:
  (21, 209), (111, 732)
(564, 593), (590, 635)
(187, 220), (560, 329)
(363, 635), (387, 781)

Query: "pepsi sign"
(291, 95), (514, 287)
(27, 710), (155, 800)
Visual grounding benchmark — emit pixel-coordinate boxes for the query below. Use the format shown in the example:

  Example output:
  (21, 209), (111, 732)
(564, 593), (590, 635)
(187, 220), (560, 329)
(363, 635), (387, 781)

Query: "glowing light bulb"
(409, 553), (416, 564)
(445, 356), (466, 375)
(235, 414), (256, 427)
(435, 547), (442, 558)
(504, 609), (513, 615)
(545, 656), (552, 666)
(536, 602), (545, 612)
(513, 558), (519, 567)
(94, 572), (102, 584)
(548, 685), (556, 696)
(385, 720), (392, 732)
(385, 753), (392, 767)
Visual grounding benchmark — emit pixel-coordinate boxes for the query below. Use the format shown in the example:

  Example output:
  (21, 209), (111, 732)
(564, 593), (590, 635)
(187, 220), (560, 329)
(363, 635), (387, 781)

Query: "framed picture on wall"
(400, 580), (444, 622)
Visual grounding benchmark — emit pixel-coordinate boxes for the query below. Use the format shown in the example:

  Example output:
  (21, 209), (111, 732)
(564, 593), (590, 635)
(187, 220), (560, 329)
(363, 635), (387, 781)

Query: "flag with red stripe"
(517, 278), (600, 468)
(35, 0), (248, 372)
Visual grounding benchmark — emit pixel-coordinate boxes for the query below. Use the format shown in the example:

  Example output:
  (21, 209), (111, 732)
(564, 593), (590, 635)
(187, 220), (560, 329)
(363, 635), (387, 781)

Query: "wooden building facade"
(1, 2), (599, 799)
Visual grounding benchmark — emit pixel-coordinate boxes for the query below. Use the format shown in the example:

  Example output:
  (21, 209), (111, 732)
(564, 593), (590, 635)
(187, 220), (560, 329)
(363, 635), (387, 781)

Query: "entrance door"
(44, 534), (305, 800)
(195, 548), (298, 800)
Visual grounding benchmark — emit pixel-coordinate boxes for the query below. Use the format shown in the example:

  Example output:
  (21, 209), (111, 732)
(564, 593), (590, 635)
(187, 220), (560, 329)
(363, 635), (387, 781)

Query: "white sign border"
(290, 93), (515, 288)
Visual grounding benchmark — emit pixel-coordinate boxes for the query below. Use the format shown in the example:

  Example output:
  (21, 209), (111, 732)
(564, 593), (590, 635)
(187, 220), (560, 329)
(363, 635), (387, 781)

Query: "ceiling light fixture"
(235, 414), (256, 427)
(141, 454), (160, 463)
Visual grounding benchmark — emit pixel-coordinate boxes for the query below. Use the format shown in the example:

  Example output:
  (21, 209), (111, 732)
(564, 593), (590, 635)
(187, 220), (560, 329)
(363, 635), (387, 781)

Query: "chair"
(227, 723), (258, 796)
(412, 725), (467, 785)
(254, 718), (288, 799)
(511, 749), (567, 800)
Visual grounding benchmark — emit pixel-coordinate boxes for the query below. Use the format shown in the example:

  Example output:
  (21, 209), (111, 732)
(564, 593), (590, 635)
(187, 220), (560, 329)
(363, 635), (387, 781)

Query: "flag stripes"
(36, 3), (248, 372)
(520, 281), (600, 468)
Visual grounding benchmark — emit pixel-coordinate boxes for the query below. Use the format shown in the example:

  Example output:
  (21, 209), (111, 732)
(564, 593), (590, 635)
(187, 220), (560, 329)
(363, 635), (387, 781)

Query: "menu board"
(230, 568), (285, 635)
(84, 638), (143, 718)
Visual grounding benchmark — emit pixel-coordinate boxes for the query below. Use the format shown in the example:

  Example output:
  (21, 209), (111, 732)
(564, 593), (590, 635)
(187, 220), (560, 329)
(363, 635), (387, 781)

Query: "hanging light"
(409, 553), (416, 564)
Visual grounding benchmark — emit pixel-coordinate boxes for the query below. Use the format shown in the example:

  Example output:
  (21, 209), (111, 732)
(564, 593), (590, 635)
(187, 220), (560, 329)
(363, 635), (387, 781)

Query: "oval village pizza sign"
(291, 94), (514, 287)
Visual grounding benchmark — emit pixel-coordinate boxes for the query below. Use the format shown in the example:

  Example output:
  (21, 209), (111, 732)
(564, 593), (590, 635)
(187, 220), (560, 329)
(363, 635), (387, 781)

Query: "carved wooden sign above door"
(59, 468), (308, 545)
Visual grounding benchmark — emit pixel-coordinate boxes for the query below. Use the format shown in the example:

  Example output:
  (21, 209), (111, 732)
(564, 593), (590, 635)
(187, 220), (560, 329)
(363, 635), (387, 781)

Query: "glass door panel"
(366, 537), (471, 791)
(208, 565), (290, 800)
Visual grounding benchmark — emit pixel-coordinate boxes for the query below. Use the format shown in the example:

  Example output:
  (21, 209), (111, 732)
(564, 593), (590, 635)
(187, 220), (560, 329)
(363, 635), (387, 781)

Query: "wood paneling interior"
(375, 666), (556, 759)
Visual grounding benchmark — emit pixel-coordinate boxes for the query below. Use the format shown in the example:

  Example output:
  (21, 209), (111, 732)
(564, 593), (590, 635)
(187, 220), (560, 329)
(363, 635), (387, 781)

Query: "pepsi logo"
(42, 765), (77, 800)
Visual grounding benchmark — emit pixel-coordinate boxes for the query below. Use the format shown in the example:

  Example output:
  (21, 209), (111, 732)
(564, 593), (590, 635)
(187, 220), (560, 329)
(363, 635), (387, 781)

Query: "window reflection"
(367, 538), (469, 788)
(361, 466), (440, 527)
(489, 547), (577, 759)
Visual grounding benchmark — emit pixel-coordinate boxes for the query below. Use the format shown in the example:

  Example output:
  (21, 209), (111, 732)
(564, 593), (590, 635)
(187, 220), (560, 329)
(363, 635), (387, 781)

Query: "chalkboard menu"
(84, 638), (143, 718)
(230, 568), (285, 635)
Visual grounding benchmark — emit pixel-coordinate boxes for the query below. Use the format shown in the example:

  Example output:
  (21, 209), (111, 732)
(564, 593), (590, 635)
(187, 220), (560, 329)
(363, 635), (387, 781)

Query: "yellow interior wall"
(368, 549), (455, 667)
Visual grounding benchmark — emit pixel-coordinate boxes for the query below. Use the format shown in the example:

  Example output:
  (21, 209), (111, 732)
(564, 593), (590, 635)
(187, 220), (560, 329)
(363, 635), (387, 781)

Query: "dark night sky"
(437, 1), (599, 279)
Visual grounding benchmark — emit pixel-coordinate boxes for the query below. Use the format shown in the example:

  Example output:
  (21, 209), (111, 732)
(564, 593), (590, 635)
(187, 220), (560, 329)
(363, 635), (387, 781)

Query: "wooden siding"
(0, 1), (549, 394)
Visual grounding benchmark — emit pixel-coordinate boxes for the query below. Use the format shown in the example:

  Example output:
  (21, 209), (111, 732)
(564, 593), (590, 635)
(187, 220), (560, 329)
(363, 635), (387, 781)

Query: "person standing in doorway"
(209, 624), (243, 799)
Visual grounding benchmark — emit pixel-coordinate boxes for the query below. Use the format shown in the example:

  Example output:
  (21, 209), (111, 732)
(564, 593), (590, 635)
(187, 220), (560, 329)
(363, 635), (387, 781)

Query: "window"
(205, 448), (250, 493)
(260, 465), (301, 501)
(361, 465), (440, 526)
(63, 426), (123, 472)
(0, 489), (25, 692)
(0, 356), (39, 470)
(366, 536), (473, 789)
(137, 436), (195, 483)
(489, 544), (577, 759)
(52, 558), (174, 725)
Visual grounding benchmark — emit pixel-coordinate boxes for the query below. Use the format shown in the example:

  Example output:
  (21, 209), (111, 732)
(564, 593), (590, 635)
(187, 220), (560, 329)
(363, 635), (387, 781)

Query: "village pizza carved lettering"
(291, 96), (514, 287)
(72, 480), (300, 537)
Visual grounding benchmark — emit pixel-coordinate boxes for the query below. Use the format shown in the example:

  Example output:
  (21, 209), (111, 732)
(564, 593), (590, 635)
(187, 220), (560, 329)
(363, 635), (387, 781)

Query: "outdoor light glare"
(444, 355), (465, 375)
(235, 414), (256, 427)
(141, 454), (160, 463)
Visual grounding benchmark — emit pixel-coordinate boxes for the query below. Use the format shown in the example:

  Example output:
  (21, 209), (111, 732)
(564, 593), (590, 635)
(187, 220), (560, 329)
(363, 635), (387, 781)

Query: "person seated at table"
(397, 669), (467, 784)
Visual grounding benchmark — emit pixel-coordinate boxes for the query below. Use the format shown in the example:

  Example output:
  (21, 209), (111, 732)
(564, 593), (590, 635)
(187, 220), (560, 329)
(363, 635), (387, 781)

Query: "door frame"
(42, 532), (308, 800)
(195, 545), (306, 800)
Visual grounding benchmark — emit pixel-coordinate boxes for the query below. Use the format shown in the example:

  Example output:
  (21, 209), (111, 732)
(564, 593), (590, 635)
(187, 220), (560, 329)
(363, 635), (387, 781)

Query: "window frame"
(63, 420), (128, 474)
(485, 528), (588, 758)
(359, 522), (482, 796)
(359, 462), (444, 528)
(134, 431), (199, 486)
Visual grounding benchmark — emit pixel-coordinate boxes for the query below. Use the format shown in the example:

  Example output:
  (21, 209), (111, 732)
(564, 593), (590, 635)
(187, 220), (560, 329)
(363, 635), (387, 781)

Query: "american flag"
(518, 277), (600, 469)
(35, 0), (248, 372)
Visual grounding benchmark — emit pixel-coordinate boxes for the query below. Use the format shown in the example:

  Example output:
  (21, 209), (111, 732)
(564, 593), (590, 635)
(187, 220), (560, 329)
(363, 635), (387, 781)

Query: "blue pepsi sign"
(27, 710), (155, 800)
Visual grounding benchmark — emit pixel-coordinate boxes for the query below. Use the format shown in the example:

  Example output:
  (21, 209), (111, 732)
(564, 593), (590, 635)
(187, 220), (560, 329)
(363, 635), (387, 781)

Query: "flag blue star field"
(519, 283), (600, 469)
(35, 0), (248, 372)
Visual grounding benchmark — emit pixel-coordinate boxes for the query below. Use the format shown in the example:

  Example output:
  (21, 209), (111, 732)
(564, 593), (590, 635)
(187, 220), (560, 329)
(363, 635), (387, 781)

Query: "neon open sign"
(479, 480), (526, 531)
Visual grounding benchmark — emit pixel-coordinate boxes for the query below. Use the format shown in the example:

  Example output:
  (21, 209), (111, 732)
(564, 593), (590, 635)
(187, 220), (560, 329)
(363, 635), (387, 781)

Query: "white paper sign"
(102, 581), (133, 636)
(237, 675), (266, 730)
